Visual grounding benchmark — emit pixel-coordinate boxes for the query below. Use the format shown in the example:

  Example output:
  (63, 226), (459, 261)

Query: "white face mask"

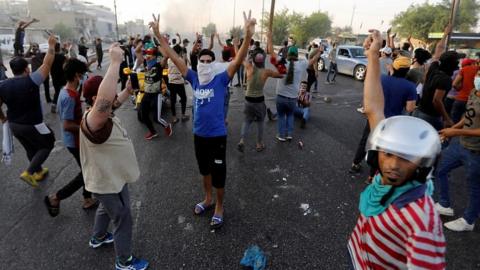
(475, 76), (480, 90)
(197, 62), (214, 85)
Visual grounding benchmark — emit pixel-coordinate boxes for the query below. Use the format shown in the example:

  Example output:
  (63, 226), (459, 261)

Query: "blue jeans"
(294, 106), (310, 121)
(326, 62), (337, 82)
(276, 95), (296, 137)
(436, 138), (480, 224)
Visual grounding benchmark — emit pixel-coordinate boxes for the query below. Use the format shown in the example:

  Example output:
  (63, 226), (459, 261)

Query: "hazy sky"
(95, 0), (444, 34)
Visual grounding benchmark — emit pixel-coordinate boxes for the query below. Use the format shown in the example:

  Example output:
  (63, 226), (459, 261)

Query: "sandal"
(194, 202), (215, 215)
(210, 215), (224, 230)
(255, 144), (265, 152)
(237, 142), (245, 153)
(44, 196), (60, 217)
(83, 198), (99, 209)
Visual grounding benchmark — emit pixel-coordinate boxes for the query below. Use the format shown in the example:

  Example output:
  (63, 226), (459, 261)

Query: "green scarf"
(359, 174), (433, 217)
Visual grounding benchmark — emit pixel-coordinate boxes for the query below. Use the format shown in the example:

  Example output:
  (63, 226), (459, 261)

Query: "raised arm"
(133, 41), (144, 70)
(86, 44), (124, 132)
(37, 35), (57, 80)
(20, 18), (39, 30)
(432, 24), (451, 61)
(208, 33), (214, 50)
(227, 11), (256, 79)
(363, 30), (385, 130)
(216, 33), (224, 47)
(149, 14), (188, 77)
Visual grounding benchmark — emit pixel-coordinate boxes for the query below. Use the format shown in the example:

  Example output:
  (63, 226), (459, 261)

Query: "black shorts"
(194, 135), (227, 189)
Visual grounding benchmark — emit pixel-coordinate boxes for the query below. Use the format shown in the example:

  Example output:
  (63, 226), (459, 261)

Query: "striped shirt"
(348, 195), (446, 270)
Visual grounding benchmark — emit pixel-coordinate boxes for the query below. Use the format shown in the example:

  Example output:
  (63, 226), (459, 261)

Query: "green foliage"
(260, 8), (332, 47)
(392, 0), (480, 42)
(229, 26), (243, 38)
(201, 23), (217, 38)
(52, 22), (74, 40)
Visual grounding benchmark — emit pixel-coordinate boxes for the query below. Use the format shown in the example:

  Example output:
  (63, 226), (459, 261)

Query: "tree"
(261, 9), (332, 47)
(53, 22), (74, 40)
(392, 0), (480, 42)
(229, 26), (243, 39)
(201, 23), (217, 37)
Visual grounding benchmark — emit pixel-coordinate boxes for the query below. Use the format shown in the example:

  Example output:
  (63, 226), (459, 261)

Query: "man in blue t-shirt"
(150, 11), (256, 230)
(0, 35), (57, 187)
(44, 59), (98, 217)
(348, 56), (417, 182)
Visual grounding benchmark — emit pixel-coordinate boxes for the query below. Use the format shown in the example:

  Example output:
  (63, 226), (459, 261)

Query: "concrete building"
(27, 0), (116, 40)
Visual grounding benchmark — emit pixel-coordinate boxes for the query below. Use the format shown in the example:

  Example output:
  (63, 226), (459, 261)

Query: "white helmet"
(366, 116), (441, 168)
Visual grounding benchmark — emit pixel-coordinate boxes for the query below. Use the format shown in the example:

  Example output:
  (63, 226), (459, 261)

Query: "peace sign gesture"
(243, 10), (256, 38)
(149, 13), (161, 40)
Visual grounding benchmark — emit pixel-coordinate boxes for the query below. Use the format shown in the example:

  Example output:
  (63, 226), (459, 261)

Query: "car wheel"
(317, 59), (325, 71)
(354, 65), (366, 81)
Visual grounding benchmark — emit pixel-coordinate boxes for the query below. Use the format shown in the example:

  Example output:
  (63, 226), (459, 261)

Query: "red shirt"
(348, 195), (446, 269)
(456, 65), (479, 102)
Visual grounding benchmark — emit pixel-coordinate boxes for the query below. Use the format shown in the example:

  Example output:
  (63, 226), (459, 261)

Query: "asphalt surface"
(1, 53), (479, 270)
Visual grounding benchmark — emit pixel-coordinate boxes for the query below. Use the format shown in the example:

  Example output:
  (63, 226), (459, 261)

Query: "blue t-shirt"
(381, 75), (417, 118)
(185, 69), (230, 137)
(57, 88), (77, 148)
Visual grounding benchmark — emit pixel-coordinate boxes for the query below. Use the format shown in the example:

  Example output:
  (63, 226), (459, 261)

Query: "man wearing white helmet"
(348, 30), (446, 269)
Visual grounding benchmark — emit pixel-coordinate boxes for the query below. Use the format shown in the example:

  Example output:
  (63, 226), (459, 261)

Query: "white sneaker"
(434, 203), (455, 216)
(356, 107), (365, 114)
(444, 218), (474, 232)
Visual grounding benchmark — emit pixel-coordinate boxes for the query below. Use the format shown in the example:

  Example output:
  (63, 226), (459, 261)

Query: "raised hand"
(232, 37), (240, 47)
(109, 43), (125, 64)
(243, 10), (256, 38)
(363, 29), (383, 56)
(47, 34), (57, 48)
(148, 13), (161, 39)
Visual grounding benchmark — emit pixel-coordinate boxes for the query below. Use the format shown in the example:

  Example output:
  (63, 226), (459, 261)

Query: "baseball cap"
(392, 56), (411, 70)
(83, 75), (103, 106)
(380, 47), (392, 55)
(461, 58), (476, 67)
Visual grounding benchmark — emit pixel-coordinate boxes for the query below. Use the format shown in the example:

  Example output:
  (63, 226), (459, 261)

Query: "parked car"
(317, 45), (367, 81)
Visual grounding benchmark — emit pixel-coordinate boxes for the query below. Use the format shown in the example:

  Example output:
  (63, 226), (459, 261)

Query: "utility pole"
(261, 0), (265, 43)
(349, 4), (356, 30)
(233, 0), (236, 30)
(446, 0), (460, 50)
(114, 0), (119, 40)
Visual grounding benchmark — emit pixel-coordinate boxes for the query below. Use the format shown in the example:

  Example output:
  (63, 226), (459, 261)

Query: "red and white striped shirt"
(348, 195), (446, 270)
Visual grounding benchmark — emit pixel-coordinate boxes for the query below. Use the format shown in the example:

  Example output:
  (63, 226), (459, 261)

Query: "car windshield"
(350, 48), (366, 58)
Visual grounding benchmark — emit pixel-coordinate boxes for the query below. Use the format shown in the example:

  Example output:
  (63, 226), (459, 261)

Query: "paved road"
(0, 53), (479, 270)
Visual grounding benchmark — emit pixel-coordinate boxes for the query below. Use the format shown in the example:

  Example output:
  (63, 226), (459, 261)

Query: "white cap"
(380, 47), (392, 55)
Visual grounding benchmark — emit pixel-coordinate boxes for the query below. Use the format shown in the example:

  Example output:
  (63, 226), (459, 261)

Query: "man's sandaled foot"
(194, 202), (214, 215)
(237, 142), (245, 153)
(210, 215), (224, 230)
(44, 196), (60, 217)
(256, 143), (265, 152)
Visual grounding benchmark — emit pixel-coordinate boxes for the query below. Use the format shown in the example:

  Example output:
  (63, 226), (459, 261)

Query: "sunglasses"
(199, 59), (212, 64)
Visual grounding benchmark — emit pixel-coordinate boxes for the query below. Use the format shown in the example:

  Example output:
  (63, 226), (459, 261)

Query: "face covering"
(197, 62), (214, 85)
(474, 77), (480, 90)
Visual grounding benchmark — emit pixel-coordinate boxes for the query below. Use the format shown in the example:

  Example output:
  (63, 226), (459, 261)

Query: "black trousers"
(169, 83), (187, 116)
(306, 68), (317, 91)
(9, 122), (55, 174)
(352, 120), (376, 177)
(56, 147), (91, 200)
(139, 92), (159, 133)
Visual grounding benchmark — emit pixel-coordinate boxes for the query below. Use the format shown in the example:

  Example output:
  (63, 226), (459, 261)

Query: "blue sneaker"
(89, 232), (114, 248)
(115, 256), (149, 270)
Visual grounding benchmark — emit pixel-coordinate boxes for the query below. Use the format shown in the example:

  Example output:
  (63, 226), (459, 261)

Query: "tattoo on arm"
(95, 98), (112, 113)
